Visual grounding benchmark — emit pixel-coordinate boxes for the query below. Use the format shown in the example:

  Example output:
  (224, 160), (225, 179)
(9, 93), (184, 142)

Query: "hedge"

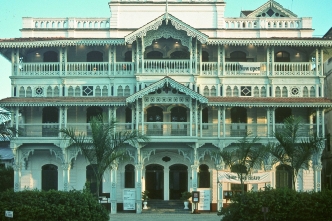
(218, 188), (332, 221)
(0, 189), (109, 221)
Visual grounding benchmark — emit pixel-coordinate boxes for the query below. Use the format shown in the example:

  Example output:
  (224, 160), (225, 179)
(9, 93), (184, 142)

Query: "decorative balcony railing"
(15, 122), (317, 138)
(15, 61), (316, 76)
(143, 60), (191, 74)
(273, 62), (314, 76)
(224, 17), (311, 30)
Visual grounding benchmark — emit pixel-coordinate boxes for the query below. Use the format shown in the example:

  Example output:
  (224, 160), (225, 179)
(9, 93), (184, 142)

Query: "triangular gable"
(126, 77), (208, 104)
(125, 13), (209, 45)
(246, 0), (297, 18)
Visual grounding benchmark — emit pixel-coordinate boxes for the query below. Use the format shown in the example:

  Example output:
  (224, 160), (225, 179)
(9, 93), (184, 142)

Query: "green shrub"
(0, 189), (109, 221)
(0, 167), (13, 192)
(218, 188), (332, 221)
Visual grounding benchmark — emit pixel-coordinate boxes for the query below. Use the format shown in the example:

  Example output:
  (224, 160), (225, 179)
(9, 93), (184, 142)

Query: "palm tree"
(267, 116), (324, 190)
(60, 115), (148, 199)
(0, 107), (16, 140)
(220, 135), (267, 194)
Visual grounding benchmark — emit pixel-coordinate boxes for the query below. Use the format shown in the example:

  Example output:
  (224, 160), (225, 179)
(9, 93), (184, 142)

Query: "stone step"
(142, 200), (191, 214)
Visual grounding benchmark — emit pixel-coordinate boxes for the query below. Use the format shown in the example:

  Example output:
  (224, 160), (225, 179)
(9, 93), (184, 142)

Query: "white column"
(135, 164), (143, 214)
(314, 165), (322, 192)
(164, 167), (170, 200)
(110, 167), (118, 214)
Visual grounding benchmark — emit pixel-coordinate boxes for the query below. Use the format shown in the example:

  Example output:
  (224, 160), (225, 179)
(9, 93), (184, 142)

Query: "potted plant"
(180, 191), (192, 209)
(142, 190), (149, 209)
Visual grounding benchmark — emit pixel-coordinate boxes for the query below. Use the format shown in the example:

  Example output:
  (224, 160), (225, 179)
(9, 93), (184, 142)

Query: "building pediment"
(126, 77), (208, 104)
(125, 13), (209, 45)
(245, 0), (297, 18)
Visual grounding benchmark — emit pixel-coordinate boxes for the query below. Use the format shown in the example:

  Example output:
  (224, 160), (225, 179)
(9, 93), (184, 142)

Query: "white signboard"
(238, 62), (261, 74)
(5, 211), (13, 218)
(198, 189), (210, 211)
(123, 189), (136, 210)
(218, 171), (270, 184)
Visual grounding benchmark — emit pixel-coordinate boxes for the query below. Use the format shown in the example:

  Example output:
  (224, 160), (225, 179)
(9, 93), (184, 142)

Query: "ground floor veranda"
(11, 141), (322, 214)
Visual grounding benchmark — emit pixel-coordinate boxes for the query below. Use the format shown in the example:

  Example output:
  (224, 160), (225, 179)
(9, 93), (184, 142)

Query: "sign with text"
(123, 189), (136, 210)
(238, 62), (261, 74)
(197, 189), (210, 211)
(218, 171), (270, 184)
(5, 211), (13, 218)
(192, 191), (200, 203)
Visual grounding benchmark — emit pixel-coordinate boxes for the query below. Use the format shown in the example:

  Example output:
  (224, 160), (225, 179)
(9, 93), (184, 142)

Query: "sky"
(0, 0), (331, 100)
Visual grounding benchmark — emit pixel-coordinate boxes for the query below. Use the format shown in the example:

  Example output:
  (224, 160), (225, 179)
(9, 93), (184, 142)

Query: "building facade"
(1, 0), (332, 214)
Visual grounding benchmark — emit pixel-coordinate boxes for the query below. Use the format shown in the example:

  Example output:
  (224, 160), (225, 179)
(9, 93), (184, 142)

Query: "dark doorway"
(86, 164), (102, 196)
(43, 51), (58, 62)
(169, 164), (188, 200)
(125, 164), (135, 188)
(42, 107), (59, 137)
(229, 51), (247, 62)
(276, 164), (293, 189)
(145, 164), (164, 199)
(171, 106), (187, 135)
(42, 164), (58, 191)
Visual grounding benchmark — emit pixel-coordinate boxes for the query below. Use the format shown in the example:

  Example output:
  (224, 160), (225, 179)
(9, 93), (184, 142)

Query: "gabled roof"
(126, 77), (208, 104)
(125, 13), (209, 44)
(245, 0), (297, 18)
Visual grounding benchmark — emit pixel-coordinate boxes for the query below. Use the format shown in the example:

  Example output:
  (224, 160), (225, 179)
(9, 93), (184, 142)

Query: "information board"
(198, 189), (210, 210)
(123, 189), (136, 210)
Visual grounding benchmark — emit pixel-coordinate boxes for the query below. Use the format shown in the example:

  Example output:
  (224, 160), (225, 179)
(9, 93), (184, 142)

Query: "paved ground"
(109, 212), (222, 221)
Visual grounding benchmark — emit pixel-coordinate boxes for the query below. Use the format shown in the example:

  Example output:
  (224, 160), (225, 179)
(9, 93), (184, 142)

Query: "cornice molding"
(0, 39), (125, 48)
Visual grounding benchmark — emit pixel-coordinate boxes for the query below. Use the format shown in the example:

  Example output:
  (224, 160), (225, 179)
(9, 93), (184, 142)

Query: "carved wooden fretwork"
(143, 25), (190, 50)
(178, 149), (193, 164)
(245, 0), (297, 18)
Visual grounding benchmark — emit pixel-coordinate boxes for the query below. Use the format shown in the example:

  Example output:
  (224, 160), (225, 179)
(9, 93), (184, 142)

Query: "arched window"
(253, 86), (259, 97)
(146, 51), (163, 59)
(47, 86), (53, 97)
(95, 86), (101, 97)
(68, 86), (74, 96)
(202, 51), (209, 62)
(86, 164), (102, 196)
(125, 164), (135, 188)
(198, 164), (210, 188)
(124, 51), (132, 62)
(170, 51), (190, 59)
(210, 86), (216, 96)
(42, 164), (58, 191)
(171, 106), (187, 122)
(226, 86), (232, 97)
(275, 87), (281, 97)
(87, 51), (103, 62)
(124, 86), (130, 96)
(19, 86), (25, 97)
(310, 86), (315, 97)
(282, 86), (288, 97)
(233, 86), (239, 97)
(26, 87), (32, 97)
(54, 86), (59, 97)
(276, 164), (292, 189)
(86, 106), (103, 123)
(147, 106), (163, 135)
(231, 107), (247, 123)
(261, 86), (266, 97)
(303, 87), (309, 97)
(117, 86), (123, 96)
(102, 86), (108, 96)
(275, 51), (290, 62)
(75, 86), (80, 97)
(229, 51), (247, 62)
(275, 107), (292, 123)
(203, 86), (209, 96)
(43, 51), (58, 62)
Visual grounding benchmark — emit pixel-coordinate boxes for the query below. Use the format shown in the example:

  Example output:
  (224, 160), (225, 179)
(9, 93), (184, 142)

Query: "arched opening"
(276, 164), (293, 189)
(124, 51), (132, 62)
(198, 164), (210, 188)
(171, 106), (187, 135)
(86, 164), (102, 196)
(170, 50), (190, 59)
(43, 51), (58, 62)
(125, 164), (135, 188)
(229, 51), (247, 62)
(275, 107), (292, 123)
(202, 51), (209, 62)
(146, 106), (163, 135)
(145, 164), (164, 199)
(169, 164), (188, 200)
(146, 51), (163, 59)
(42, 107), (59, 137)
(42, 164), (58, 191)
(87, 51), (103, 62)
(231, 164), (247, 193)
(231, 107), (247, 136)
(275, 51), (290, 62)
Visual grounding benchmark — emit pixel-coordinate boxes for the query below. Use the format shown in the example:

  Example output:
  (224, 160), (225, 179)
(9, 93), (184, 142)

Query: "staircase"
(142, 200), (192, 214)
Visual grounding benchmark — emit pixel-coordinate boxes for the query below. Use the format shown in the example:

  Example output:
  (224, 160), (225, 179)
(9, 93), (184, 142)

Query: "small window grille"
(241, 86), (252, 96)
(82, 86), (93, 96)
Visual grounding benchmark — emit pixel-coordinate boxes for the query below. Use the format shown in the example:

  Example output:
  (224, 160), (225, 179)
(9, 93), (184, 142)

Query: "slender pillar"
(110, 167), (118, 214)
(164, 168), (170, 200)
(62, 163), (70, 191)
(135, 164), (143, 214)
(313, 165), (322, 192)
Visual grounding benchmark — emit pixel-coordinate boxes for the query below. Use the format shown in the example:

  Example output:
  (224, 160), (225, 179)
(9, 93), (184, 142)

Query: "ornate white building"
(1, 0), (332, 214)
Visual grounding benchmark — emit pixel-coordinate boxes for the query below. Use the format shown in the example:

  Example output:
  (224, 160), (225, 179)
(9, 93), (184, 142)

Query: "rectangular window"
(240, 86), (252, 96)
(82, 86), (93, 96)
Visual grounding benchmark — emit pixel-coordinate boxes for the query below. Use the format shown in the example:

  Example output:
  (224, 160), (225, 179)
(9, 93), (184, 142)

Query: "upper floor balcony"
(14, 60), (316, 77)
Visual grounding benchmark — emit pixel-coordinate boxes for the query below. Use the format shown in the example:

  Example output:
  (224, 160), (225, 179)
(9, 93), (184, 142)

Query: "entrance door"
(145, 164), (164, 199)
(169, 164), (188, 199)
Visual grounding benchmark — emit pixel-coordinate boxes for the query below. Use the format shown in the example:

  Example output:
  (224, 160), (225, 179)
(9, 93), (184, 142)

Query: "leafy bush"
(0, 167), (13, 192)
(218, 188), (332, 221)
(0, 189), (109, 221)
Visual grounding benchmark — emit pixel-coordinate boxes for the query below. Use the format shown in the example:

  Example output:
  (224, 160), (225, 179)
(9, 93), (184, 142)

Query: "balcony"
(14, 61), (316, 76)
